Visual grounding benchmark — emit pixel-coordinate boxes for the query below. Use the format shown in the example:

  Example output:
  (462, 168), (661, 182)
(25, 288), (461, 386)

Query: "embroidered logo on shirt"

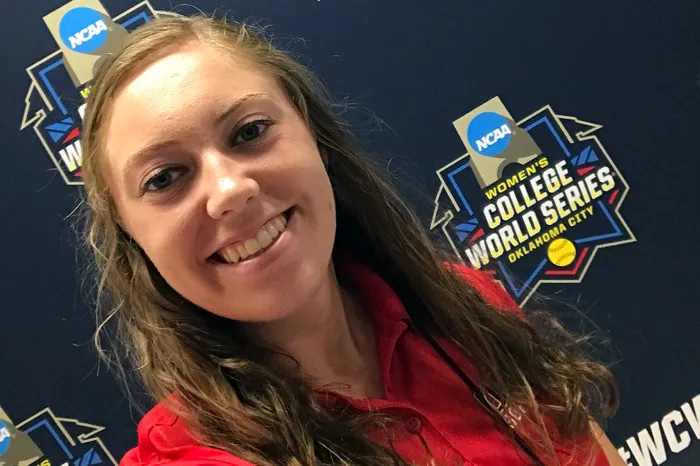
(483, 390), (526, 429)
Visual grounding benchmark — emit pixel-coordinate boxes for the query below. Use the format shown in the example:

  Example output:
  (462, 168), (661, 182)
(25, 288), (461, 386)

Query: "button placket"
(405, 414), (438, 465)
(405, 416), (423, 435)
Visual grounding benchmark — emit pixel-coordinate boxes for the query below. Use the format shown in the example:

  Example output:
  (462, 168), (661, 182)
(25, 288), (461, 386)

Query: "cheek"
(308, 167), (337, 253)
(327, 192), (335, 212)
(271, 135), (333, 209)
(124, 205), (199, 282)
(302, 160), (335, 224)
(274, 138), (336, 252)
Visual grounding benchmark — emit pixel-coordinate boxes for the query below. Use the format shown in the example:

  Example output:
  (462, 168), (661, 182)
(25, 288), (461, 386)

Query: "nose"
(203, 151), (261, 219)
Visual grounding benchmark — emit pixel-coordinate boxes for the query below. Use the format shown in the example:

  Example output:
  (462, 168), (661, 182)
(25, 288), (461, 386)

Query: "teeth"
(244, 238), (260, 255)
(264, 222), (279, 239)
(217, 213), (289, 264)
(222, 246), (240, 264)
(237, 244), (249, 260)
(257, 229), (273, 248)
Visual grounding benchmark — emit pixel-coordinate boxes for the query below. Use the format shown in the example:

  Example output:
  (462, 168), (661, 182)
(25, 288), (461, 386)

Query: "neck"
(248, 262), (384, 399)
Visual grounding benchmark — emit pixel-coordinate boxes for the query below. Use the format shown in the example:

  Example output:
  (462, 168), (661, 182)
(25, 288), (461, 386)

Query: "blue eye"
(231, 119), (272, 145)
(144, 167), (186, 192)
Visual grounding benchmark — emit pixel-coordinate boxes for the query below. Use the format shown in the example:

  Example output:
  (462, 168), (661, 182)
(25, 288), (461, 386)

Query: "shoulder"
(444, 262), (524, 316)
(120, 399), (255, 466)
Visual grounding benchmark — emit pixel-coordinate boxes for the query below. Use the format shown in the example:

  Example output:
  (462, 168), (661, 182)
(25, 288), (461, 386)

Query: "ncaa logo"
(58, 7), (108, 53)
(467, 112), (513, 156)
(0, 420), (11, 456)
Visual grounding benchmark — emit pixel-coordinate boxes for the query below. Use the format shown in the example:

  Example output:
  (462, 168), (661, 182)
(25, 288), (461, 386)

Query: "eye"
(231, 119), (272, 146)
(143, 167), (187, 193)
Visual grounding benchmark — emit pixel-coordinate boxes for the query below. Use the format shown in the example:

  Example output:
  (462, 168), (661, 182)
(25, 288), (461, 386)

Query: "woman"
(81, 14), (625, 466)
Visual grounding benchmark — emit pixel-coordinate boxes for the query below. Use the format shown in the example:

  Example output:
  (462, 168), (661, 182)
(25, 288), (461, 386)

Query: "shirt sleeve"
(120, 445), (258, 466)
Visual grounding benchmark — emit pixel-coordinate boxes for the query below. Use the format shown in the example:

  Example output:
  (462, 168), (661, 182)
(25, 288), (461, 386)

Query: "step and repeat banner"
(1, 1), (699, 465)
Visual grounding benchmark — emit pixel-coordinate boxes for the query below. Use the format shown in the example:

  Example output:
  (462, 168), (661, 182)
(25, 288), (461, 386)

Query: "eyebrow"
(121, 92), (269, 179)
(214, 92), (267, 125)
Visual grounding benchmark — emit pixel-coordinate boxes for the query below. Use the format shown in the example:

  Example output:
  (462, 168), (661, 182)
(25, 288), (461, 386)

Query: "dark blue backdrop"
(1, 1), (699, 466)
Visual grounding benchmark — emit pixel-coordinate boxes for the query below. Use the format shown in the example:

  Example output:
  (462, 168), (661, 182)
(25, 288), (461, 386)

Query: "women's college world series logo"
(20, 0), (158, 185)
(0, 404), (116, 466)
(0, 406), (43, 466)
(431, 97), (635, 305)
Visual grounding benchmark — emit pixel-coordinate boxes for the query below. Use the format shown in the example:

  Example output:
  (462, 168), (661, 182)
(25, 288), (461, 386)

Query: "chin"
(208, 290), (303, 324)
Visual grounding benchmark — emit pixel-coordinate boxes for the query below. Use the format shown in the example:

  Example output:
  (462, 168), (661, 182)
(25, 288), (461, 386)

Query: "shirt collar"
(317, 255), (413, 406)
(334, 255), (412, 325)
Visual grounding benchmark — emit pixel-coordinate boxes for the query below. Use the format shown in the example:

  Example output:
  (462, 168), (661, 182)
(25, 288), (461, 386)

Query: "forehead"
(111, 43), (279, 120)
(102, 43), (286, 174)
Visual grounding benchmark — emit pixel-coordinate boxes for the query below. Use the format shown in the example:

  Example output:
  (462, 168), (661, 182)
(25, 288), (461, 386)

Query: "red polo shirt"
(121, 259), (609, 466)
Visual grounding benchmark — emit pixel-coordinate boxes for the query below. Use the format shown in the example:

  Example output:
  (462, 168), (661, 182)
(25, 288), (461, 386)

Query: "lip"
(207, 208), (293, 261)
(209, 208), (296, 275)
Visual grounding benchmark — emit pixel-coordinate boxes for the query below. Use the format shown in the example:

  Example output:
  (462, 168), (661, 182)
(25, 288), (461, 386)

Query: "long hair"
(81, 14), (618, 466)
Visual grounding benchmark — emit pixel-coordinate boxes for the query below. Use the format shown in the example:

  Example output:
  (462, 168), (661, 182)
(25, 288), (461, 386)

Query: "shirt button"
(405, 416), (423, 434)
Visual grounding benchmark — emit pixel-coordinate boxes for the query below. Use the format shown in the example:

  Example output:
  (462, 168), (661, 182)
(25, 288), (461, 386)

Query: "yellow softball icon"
(547, 238), (576, 267)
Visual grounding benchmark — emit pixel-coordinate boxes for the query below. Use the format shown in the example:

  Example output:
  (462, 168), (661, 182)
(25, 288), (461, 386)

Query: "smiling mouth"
(211, 208), (293, 265)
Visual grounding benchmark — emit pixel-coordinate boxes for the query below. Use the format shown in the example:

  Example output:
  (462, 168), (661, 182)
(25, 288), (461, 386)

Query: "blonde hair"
(81, 14), (618, 466)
